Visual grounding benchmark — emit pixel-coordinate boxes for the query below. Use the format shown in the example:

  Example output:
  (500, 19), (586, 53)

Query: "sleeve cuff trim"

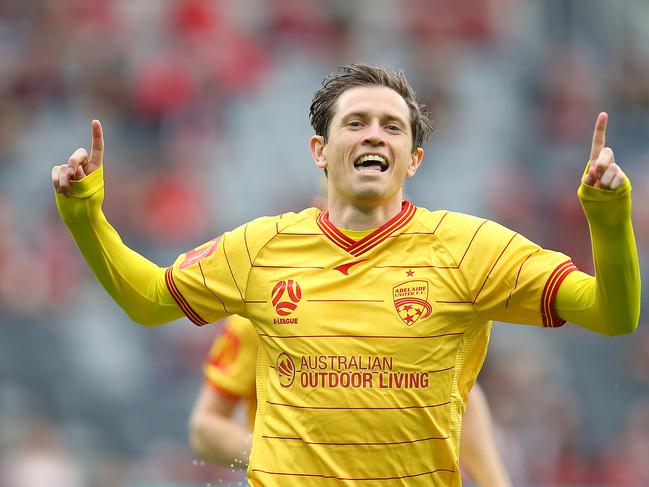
(542, 260), (578, 328)
(205, 379), (243, 402)
(165, 267), (208, 326)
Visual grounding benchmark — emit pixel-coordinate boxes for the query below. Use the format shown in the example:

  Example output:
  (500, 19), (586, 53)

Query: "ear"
(406, 147), (424, 177)
(310, 135), (327, 170)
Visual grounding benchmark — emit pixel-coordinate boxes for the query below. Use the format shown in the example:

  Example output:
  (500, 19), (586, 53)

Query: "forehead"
(333, 85), (410, 122)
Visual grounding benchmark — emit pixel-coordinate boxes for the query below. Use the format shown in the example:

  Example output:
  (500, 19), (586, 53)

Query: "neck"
(326, 194), (404, 230)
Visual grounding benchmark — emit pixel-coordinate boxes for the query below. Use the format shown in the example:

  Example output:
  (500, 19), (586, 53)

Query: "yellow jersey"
(204, 314), (260, 430)
(167, 201), (575, 486)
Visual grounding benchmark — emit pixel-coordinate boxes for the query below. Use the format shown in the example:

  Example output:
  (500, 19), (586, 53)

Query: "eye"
(386, 124), (402, 133)
(347, 120), (363, 129)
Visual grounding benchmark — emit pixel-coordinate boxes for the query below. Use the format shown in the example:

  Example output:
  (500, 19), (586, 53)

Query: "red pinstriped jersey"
(167, 201), (576, 486)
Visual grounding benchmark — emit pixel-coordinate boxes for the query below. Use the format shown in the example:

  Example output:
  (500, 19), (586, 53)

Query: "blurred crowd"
(1, 0), (649, 486)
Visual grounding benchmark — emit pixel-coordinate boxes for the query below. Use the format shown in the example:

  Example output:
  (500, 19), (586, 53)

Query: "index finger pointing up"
(589, 112), (608, 161)
(89, 119), (104, 166)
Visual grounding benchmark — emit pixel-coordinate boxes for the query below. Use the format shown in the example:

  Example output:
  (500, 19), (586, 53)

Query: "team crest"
(393, 280), (432, 326)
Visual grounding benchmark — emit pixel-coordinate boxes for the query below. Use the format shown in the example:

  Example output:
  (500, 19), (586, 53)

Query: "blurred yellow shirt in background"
(203, 314), (260, 430)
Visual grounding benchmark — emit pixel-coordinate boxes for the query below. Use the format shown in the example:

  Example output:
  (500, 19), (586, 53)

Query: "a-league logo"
(276, 353), (296, 387)
(393, 280), (432, 326)
(271, 280), (302, 316)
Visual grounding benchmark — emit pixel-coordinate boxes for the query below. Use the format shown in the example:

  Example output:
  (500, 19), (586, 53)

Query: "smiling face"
(310, 85), (424, 209)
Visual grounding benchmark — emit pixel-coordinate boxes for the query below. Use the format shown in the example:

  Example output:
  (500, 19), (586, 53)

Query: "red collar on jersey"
(316, 201), (416, 256)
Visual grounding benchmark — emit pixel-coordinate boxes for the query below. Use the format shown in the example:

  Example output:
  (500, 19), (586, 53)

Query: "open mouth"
(353, 154), (389, 172)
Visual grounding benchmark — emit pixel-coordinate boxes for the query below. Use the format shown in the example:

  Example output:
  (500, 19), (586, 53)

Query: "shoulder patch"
(179, 237), (221, 269)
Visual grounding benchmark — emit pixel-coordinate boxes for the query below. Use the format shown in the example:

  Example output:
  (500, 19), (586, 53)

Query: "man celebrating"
(53, 64), (639, 486)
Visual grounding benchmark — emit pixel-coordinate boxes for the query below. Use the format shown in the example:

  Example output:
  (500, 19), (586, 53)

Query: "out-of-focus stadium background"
(1, 0), (648, 486)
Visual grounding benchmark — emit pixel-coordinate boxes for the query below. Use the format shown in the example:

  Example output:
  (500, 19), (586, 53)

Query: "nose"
(361, 121), (386, 146)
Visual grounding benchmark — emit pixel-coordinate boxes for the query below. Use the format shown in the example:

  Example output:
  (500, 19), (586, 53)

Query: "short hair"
(309, 63), (434, 150)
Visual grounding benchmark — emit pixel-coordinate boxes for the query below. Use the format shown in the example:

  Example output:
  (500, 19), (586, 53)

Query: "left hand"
(582, 112), (626, 190)
(52, 119), (104, 197)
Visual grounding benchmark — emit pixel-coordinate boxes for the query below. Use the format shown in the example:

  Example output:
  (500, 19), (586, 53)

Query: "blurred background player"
(190, 314), (512, 487)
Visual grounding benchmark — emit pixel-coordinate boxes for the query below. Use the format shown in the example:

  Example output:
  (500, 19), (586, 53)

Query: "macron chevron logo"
(333, 259), (367, 275)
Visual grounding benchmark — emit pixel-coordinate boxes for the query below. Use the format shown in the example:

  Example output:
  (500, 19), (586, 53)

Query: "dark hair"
(309, 63), (434, 149)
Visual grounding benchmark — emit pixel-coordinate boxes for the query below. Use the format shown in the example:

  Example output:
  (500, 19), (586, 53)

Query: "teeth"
(355, 154), (388, 170)
(359, 154), (386, 164)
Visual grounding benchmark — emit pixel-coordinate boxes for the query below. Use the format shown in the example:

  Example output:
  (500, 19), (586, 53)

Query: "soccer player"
(52, 64), (640, 486)
(190, 315), (512, 487)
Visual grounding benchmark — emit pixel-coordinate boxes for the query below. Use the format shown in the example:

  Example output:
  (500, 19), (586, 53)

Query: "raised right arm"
(52, 120), (183, 326)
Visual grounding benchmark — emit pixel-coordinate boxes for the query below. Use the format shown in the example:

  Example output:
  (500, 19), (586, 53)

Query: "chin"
(351, 184), (395, 204)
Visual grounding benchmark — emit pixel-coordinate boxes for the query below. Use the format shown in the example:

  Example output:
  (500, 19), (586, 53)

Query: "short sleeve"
(455, 217), (577, 327)
(165, 216), (277, 325)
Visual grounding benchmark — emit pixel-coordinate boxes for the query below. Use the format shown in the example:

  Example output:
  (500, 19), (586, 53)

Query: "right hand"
(52, 119), (104, 196)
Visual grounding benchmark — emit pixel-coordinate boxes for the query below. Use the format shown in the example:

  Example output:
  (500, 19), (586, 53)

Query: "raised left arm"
(555, 112), (641, 335)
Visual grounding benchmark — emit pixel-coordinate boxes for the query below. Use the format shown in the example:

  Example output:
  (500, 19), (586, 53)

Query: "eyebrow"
(341, 111), (408, 127)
